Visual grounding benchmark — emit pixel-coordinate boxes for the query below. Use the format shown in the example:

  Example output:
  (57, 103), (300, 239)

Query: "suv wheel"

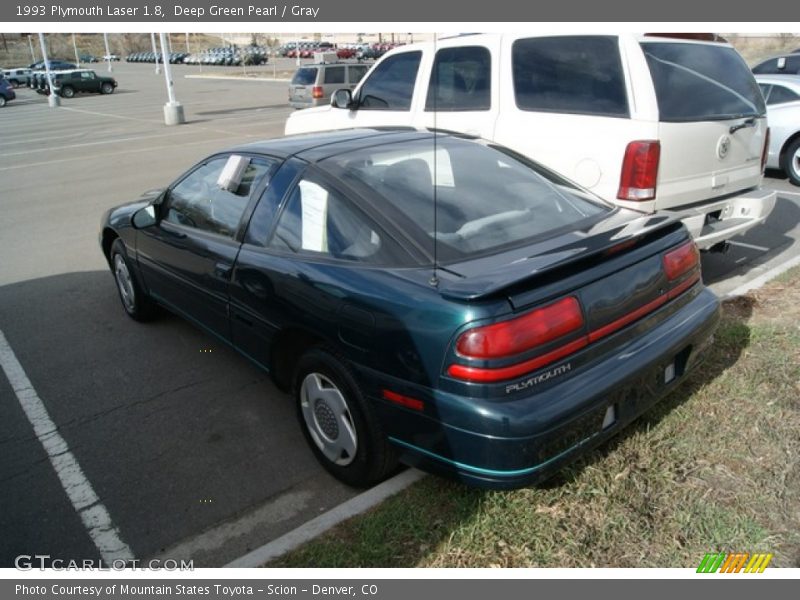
(782, 138), (800, 187)
(100, 82), (114, 94)
(61, 86), (75, 98)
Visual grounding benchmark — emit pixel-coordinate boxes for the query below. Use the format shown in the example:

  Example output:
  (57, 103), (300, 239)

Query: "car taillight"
(617, 140), (660, 201)
(663, 240), (700, 281)
(761, 128), (770, 173)
(455, 296), (584, 360)
(311, 86), (324, 99)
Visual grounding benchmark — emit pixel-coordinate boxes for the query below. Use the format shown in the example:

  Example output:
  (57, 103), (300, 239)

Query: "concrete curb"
(723, 253), (800, 298)
(224, 469), (426, 567)
(184, 74), (292, 82)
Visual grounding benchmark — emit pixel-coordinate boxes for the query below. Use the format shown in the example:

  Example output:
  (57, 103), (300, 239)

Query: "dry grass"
(271, 269), (800, 568)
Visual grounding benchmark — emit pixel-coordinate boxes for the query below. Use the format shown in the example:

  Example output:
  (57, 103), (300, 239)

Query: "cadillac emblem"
(717, 135), (731, 160)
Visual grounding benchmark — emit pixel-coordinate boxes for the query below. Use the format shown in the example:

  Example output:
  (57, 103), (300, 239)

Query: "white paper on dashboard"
(300, 180), (328, 252)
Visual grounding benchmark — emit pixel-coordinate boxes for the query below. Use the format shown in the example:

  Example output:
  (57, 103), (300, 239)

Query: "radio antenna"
(429, 32), (439, 288)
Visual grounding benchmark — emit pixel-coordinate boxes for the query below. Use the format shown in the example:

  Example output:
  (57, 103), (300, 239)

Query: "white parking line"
(0, 122), (287, 172)
(778, 190), (800, 198)
(0, 130), (205, 158)
(0, 328), (134, 564)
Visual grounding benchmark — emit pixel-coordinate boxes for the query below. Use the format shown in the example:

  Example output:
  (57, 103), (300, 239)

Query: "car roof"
(228, 128), (435, 162)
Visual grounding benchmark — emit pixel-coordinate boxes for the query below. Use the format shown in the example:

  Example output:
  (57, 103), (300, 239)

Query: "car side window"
(758, 84), (771, 102)
(269, 177), (385, 262)
(164, 156), (273, 238)
(766, 84), (800, 105)
(323, 66), (345, 84)
(81, 72), (95, 80)
(513, 36), (629, 117)
(425, 46), (491, 111)
(357, 51), (422, 110)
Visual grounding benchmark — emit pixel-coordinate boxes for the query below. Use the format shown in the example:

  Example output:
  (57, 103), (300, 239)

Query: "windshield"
(641, 42), (766, 122)
(322, 137), (610, 261)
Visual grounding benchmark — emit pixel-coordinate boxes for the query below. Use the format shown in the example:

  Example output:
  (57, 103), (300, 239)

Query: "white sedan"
(757, 75), (800, 185)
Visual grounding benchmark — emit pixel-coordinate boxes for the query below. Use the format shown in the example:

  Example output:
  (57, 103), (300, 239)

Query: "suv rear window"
(512, 36), (629, 118)
(641, 42), (766, 121)
(291, 67), (317, 86)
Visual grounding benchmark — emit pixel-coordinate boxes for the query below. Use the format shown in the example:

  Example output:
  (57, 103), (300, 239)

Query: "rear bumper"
(362, 286), (720, 489)
(670, 187), (776, 250)
(289, 98), (324, 109)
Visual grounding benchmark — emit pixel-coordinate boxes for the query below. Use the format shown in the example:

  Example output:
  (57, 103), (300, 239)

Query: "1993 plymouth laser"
(100, 129), (720, 489)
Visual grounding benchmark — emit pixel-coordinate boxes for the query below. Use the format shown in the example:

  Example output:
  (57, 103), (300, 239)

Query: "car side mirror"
(132, 205), (157, 229)
(331, 88), (355, 110)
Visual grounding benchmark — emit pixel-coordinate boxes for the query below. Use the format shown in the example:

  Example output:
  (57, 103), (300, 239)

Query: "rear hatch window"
(291, 67), (317, 86)
(641, 42), (766, 121)
(323, 137), (610, 262)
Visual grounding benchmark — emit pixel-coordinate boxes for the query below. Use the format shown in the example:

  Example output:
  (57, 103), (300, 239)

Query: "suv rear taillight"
(311, 86), (324, 99)
(617, 140), (661, 201)
(761, 128), (770, 174)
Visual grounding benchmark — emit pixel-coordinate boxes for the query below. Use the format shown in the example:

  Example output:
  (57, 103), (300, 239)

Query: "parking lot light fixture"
(38, 33), (60, 108)
(159, 32), (185, 126)
(103, 33), (113, 72)
(72, 33), (80, 67)
(150, 33), (160, 74)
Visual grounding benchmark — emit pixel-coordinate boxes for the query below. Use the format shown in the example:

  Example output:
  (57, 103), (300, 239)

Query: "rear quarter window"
(642, 42), (766, 121)
(512, 36), (629, 118)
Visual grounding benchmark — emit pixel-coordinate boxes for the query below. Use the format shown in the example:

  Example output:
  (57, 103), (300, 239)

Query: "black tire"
(0, 96), (6, 108)
(294, 347), (398, 487)
(781, 137), (800, 187)
(109, 239), (157, 322)
(61, 85), (75, 98)
(9, 79), (19, 88)
(100, 82), (114, 95)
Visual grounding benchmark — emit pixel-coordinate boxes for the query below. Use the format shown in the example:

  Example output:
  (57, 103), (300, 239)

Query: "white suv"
(286, 34), (776, 250)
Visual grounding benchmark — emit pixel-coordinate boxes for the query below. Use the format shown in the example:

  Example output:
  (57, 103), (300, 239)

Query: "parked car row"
(126, 46), (269, 66)
(126, 51), (190, 64)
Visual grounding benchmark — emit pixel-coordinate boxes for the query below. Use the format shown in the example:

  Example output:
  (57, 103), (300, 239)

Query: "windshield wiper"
(730, 117), (756, 134)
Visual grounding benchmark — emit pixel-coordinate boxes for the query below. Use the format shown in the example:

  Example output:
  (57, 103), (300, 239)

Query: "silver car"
(756, 75), (800, 185)
(289, 63), (369, 109)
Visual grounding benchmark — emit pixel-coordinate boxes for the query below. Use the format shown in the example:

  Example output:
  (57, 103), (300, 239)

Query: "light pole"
(72, 33), (80, 67)
(28, 35), (36, 62)
(38, 33), (60, 108)
(103, 32), (113, 72)
(150, 33), (160, 74)
(159, 32), (185, 125)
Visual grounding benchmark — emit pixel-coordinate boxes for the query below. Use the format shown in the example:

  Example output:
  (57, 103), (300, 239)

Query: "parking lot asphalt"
(1, 61), (799, 567)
